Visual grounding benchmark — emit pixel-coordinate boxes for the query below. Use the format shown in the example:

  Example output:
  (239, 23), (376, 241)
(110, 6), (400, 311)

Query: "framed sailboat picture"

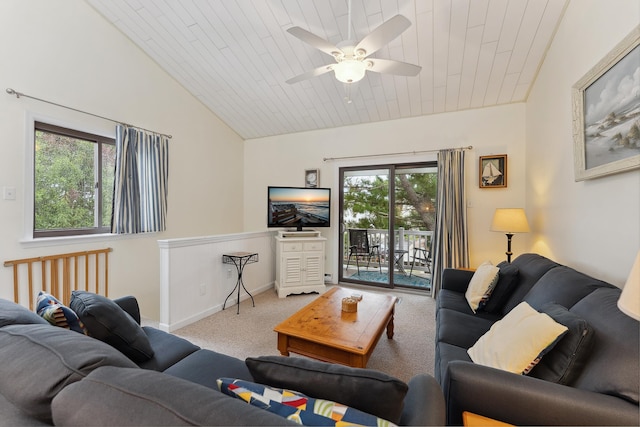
(479, 155), (507, 188)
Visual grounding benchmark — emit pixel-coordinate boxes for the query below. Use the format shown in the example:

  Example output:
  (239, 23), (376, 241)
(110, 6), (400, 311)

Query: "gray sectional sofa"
(436, 253), (639, 426)
(0, 290), (445, 426)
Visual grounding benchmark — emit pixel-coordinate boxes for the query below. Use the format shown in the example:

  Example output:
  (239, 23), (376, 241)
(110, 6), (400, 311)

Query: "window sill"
(20, 232), (137, 248)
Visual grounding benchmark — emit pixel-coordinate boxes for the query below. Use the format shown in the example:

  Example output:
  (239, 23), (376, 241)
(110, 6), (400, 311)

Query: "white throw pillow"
(467, 301), (569, 374)
(465, 261), (500, 312)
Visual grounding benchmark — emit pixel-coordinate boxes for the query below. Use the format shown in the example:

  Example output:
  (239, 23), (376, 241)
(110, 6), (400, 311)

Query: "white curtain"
(111, 125), (169, 234)
(431, 148), (469, 297)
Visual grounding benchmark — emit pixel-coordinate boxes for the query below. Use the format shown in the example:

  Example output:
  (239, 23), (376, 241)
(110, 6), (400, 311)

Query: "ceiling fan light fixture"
(333, 59), (366, 83)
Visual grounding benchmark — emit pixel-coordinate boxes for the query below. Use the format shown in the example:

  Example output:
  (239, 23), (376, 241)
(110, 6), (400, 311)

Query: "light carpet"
(173, 285), (436, 382)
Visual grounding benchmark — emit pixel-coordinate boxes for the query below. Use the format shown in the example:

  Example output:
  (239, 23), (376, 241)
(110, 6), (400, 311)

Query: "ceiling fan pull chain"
(344, 84), (353, 104)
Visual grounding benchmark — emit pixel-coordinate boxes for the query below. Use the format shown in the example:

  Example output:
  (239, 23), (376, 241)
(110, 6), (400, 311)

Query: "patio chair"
(346, 229), (381, 274)
(409, 240), (431, 277)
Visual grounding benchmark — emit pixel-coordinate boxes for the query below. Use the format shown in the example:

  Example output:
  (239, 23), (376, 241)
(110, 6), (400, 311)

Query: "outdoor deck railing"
(343, 228), (432, 273)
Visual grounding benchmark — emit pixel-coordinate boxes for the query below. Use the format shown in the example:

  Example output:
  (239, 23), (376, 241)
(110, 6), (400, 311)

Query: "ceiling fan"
(285, 5), (422, 86)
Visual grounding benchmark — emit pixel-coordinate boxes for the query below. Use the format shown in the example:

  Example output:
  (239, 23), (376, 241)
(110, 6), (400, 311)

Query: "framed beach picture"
(305, 169), (319, 188)
(572, 26), (640, 181)
(479, 155), (507, 188)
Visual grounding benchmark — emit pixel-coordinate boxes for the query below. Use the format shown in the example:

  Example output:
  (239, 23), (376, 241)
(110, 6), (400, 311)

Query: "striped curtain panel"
(111, 125), (169, 234)
(431, 148), (469, 297)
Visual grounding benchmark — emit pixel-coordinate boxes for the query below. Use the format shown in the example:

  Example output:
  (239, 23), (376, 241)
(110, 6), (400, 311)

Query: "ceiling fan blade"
(355, 15), (411, 57)
(286, 65), (334, 84)
(287, 27), (342, 58)
(367, 58), (422, 76)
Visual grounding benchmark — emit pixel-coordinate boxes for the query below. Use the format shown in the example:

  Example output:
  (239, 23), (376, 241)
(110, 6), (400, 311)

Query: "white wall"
(526, 0), (640, 286)
(243, 103), (528, 280)
(0, 0), (244, 319)
(158, 231), (276, 331)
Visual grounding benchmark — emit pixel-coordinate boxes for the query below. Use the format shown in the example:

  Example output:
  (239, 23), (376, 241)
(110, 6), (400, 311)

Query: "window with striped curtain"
(111, 125), (169, 234)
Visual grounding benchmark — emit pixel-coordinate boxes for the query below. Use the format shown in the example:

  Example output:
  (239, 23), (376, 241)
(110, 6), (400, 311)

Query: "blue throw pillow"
(70, 291), (154, 363)
(480, 262), (519, 313)
(528, 303), (593, 384)
(245, 355), (408, 423)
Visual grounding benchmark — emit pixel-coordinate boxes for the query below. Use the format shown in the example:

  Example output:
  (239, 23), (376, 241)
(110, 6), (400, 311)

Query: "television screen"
(268, 186), (331, 231)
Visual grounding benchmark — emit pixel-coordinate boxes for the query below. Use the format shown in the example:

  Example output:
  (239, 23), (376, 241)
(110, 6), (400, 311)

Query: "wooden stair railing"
(4, 248), (112, 310)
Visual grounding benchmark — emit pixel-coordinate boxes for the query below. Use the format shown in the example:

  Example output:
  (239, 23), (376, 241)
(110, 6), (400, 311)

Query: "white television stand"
(274, 230), (326, 297)
(278, 230), (322, 238)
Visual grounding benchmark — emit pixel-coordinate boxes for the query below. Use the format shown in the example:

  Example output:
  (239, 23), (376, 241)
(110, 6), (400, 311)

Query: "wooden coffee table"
(274, 287), (398, 368)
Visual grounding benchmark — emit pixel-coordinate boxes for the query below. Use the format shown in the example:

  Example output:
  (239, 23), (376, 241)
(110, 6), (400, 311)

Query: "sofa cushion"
(246, 355), (408, 424)
(0, 393), (51, 427)
(35, 291), (88, 334)
(0, 298), (49, 327)
(501, 254), (560, 314)
(465, 261), (499, 313)
(468, 302), (568, 375)
(569, 288), (639, 404)
(437, 289), (474, 315)
(52, 366), (294, 426)
(70, 291), (154, 363)
(528, 303), (594, 385)
(480, 262), (519, 313)
(436, 308), (495, 349)
(523, 266), (616, 311)
(112, 295), (142, 324)
(217, 378), (394, 426)
(441, 268), (476, 293)
(164, 349), (253, 389)
(137, 326), (199, 371)
(436, 289), (502, 322)
(0, 324), (137, 423)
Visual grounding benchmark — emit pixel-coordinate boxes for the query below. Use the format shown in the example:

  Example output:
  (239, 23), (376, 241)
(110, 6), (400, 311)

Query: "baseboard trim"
(159, 282), (275, 332)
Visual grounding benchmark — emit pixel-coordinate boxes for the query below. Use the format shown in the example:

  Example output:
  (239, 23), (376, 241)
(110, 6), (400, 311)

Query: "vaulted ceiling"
(87, 0), (568, 140)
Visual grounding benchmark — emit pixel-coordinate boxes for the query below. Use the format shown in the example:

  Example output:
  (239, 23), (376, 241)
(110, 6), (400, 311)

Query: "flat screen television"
(268, 186), (331, 231)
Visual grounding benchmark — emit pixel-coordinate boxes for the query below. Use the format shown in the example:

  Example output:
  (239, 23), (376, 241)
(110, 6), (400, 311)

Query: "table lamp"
(491, 208), (530, 262)
(618, 251), (640, 320)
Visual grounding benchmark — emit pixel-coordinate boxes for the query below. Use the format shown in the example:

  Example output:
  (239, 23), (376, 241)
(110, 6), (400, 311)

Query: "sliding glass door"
(339, 162), (436, 291)
(340, 167), (391, 287)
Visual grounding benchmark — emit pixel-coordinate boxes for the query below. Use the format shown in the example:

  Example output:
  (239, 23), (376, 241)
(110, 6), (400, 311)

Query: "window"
(34, 122), (115, 238)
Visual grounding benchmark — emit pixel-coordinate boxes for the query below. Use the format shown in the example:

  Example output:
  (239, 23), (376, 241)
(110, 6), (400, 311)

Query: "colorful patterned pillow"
(36, 291), (88, 335)
(217, 378), (396, 427)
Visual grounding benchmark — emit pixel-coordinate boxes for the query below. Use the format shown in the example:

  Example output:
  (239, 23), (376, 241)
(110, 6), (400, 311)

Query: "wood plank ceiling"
(87, 0), (568, 140)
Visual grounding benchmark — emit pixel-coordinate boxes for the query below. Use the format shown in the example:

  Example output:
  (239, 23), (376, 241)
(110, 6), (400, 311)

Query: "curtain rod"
(5, 88), (172, 139)
(323, 146), (472, 162)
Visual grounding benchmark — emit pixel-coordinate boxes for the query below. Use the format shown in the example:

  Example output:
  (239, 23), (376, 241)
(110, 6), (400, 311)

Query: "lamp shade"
(491, 208), (530, 233)
(618, 251), (640, 320)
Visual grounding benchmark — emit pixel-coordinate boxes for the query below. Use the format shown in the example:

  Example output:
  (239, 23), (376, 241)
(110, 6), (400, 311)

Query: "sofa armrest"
(400, 374), (445, 426)
(113, 296), (141, 324)
(441, 269), (475, 293)
(443, 361), (639, 426)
